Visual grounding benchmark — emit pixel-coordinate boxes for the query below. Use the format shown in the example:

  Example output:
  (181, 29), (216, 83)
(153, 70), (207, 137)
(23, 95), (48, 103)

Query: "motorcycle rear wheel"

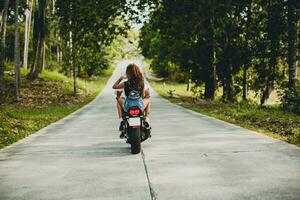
(130, 128), (141, 154)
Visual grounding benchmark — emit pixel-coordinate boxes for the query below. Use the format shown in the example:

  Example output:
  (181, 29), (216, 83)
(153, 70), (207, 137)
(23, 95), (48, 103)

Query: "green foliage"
(191, 85), (204, 100)
(282, 81), (300, 113)
(140, 0), (300, 104)
(139, 23), (187, 79)
(107, 29), (141, 60)
(1, 0), (146, 104)
(55, 0), (130, 76)
(5, 23), (25, 61)
(167, 89), (176, 98)
(150, 78), (300, 146)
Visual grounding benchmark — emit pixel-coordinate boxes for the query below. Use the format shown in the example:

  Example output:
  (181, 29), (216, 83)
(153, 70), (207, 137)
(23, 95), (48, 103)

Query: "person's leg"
(116, 97), (126, 138)
(116, 91), (123, 118)
(143, 98), (151, 117)
(117, 97), (123, 119)
(143, 98), (151, 135)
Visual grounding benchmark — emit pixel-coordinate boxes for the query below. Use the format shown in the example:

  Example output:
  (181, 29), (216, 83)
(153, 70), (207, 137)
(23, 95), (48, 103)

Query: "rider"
(112, 63), (151, 138)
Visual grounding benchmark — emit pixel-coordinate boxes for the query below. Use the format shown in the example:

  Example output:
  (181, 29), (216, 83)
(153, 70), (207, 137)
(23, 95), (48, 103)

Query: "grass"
(0, 68), (112, 149)
(148, 78), (300, 147)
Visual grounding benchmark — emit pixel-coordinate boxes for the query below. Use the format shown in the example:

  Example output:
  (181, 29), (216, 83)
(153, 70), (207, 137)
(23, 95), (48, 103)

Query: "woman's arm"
(112, 77), (125, 89)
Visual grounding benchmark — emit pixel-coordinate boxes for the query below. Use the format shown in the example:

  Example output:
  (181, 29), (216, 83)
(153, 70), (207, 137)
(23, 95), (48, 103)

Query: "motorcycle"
(123, 106), (151, 154)
(118, 90), (151, 154)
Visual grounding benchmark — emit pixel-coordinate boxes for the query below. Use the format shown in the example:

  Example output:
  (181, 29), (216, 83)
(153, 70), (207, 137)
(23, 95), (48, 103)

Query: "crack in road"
(141, 150), (157, 200)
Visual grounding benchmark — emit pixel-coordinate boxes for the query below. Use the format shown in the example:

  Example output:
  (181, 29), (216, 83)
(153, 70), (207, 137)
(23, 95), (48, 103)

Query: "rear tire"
(130, 128), (141, 154)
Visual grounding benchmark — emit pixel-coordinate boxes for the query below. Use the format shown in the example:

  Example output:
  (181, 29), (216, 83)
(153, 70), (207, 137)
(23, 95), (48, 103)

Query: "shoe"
(119, 120), (125, 132)
(143, 120), (152, 138)
(119, 120), (126, 139)
(120, 131), (126, 139)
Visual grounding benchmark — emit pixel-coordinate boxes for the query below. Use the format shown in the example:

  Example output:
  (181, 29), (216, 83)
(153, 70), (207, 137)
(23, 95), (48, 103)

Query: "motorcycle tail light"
(129, 108), (140, 115)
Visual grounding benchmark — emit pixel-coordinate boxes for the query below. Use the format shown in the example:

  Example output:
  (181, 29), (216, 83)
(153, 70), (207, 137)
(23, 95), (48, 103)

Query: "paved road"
(1, 60), (300, 200)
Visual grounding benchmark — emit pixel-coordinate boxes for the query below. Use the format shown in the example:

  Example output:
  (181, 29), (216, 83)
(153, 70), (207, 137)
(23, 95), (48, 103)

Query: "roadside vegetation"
(140, 1), (299, 108)
(140, 1), (300, 146)
(0, 0), (146, 148)
(148, 73), (300, 146)
(0, 67), (112, 148)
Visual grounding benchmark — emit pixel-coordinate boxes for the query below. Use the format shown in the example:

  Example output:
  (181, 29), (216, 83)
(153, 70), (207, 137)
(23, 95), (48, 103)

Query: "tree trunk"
(27, 3), (37, 76)
(57, 35), (62, 64)
(287, 0), (297, 89)
(226, 66), (234, 102)
(72, 53), (77, 96)
(0, 0), (9, 104)
(261, 43), (277, 105)
(204, 12), (216, 100)
(70, 30), (77, 96)
(261, 0), (280, 105)
(56, 41), (60, 63)
(260, 63), (275, 105)
(30, 36), (44, 79)
(14, 0), (20, 102)
(60, 49), (63, 64)
(222, 63), (234, 102)
(52, 0), (56, 14)
(27, 0), (46, 80)
(242, 65), (248, 100)
(42, 40), (45, 70)
(23, 0), (33, 68)
(261, 81), (274, 105)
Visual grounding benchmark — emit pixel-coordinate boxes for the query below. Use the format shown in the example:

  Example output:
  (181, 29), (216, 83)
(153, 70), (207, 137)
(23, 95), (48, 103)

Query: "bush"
(282, 81), (300, 113)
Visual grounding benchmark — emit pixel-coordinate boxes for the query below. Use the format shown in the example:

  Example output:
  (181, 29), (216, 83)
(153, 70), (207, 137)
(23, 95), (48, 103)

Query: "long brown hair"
(126, 63), (144, 93)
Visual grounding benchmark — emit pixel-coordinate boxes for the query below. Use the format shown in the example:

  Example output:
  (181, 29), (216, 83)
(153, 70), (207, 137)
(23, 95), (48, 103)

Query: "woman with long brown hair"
(112, 63), (151, 137)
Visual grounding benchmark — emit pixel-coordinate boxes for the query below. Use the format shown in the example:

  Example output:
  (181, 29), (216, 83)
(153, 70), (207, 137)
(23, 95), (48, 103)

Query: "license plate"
(128, 117), (141, 126)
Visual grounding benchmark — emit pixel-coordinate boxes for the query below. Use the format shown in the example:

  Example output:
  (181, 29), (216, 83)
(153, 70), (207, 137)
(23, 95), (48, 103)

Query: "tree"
(56, 0), (133, 95)
(14, 0), (20, 101)
(0, 0), (10, 104)
(260, 0), (285, 105)
(23, 0), (33, 69)
(202, 1), (217, 100)
(287, 0), (298, 89)
(139, 0), (295, 105)
(140, 0), (219, 99)
(27, 0), (47, 80)
(241, 0), (255, 101)
(215, 1), (252, 102)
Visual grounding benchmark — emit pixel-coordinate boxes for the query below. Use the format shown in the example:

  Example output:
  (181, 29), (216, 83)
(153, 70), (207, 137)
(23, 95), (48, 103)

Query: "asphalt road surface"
(1, 59), (300, 200)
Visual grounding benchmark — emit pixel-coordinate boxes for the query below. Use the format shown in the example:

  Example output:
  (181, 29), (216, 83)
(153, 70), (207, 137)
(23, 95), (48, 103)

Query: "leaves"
(140, 0), (300, 103)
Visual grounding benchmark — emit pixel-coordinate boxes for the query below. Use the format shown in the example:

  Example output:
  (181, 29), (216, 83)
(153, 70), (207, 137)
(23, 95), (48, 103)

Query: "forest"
(0, 0), (299, 147)
(0, 1), (300, 198)
(140, 0), (300, 112)
(0, 0), (146, 103)
(0, 0), (145, 147)
(2, 0), (299, 108)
